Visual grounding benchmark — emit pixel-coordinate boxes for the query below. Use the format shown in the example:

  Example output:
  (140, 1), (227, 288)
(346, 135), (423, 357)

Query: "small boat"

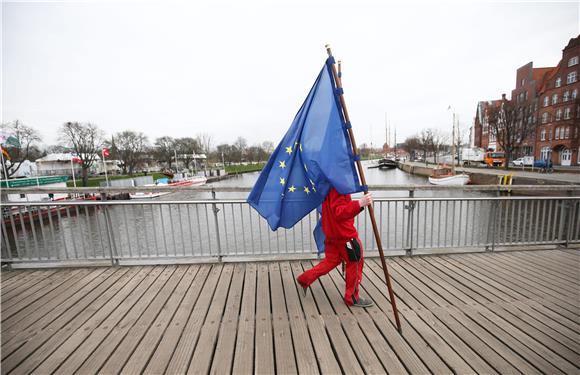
(378, 158), (397, 169)
(428, 165), (470, 185)
(129, 191), (171, 200)
(162, 175), (207, 187)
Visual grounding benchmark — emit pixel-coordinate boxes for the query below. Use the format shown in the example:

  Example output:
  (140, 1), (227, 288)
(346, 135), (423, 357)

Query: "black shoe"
(352, 298), (374, 308)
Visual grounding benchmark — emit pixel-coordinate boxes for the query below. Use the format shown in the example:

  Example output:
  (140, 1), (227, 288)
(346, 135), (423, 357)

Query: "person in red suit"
(297, 188), (374, 307)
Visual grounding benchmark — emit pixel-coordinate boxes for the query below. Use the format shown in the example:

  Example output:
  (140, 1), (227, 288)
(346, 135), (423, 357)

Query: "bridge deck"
(1, 249), (579, 374)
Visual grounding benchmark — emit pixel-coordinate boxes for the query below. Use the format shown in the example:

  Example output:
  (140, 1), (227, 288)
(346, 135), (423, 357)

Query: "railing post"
(562, 191), (573, 248)
(405, 189), (415, 256)
(486, 193), (500, 252)
(211, 189), (222, 261)
(100, 192), (118, 266)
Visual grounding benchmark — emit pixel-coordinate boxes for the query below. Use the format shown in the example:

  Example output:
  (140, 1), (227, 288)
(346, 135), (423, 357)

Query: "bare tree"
(175, 137), (201, 171)
(261, 141), (275, 155)
(233, 137), (248, 162)
(486, 97), (536, 169)
(59, 122), (105, 186)
(431, 129), (449, 164)
(196, 133), (213, 159)
(402, 136), (422, 160)
(418, 129), (434, 164)
(113, 131), (148, 175)
(154, 136), (176, 169)
(1, 120), (43, 178)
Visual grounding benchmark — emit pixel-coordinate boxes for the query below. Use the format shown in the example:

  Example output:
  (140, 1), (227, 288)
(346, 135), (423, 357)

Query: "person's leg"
(297, 243), (342, 288)
(343, 239), (365, 305)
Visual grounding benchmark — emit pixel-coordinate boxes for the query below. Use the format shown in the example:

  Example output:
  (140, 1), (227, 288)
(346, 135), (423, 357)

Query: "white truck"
(460, 148), (485, 167)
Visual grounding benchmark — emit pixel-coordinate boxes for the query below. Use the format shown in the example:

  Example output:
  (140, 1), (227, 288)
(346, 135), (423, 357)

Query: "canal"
(4, 163), (570, 262)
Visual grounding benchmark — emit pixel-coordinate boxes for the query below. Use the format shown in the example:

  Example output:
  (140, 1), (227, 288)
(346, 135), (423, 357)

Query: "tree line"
(1, 120), (274, 186)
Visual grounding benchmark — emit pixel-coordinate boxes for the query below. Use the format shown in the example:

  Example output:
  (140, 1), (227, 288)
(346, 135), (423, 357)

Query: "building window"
(540, 129), (546, 141)
(563, 91), (570, 101)
(555, 127), (560, 140)
(543, 96), (549, 106)
(552, 94), (558, 104)
(555, 77), (562, 87)
(573, 89), (578, 99)
(567, 71), (578, 84)
(569, 56), (579, 67)
(541, 112), (549, 124)
(556, 109), (562, 120)
(524, 91), (528, 100)
(564, 107), (571, 119)
(548, 128), (552, 140)
(564, 127), (570, 139)
(540, 146), (551, 161)
(521, 78), (525, 86)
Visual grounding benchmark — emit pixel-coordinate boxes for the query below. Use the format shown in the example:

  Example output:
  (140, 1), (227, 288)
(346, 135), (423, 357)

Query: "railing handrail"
(1, 184), (580, 195)
(2, 195), (579, 207)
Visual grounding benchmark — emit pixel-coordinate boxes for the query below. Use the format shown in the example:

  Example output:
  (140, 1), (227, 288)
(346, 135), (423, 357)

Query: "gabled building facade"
(473, 35), (580, 165)
(536, 37), (580, 166)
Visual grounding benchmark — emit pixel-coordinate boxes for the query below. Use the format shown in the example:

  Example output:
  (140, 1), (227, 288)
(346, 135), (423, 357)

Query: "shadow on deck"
(1, 249), (579, 374)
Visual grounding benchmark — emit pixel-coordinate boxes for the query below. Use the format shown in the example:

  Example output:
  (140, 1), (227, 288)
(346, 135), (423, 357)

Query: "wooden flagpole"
(326, 45), (402, 332)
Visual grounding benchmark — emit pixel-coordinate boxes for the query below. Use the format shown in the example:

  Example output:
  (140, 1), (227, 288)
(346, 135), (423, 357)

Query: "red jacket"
(322, 188), (363, 242)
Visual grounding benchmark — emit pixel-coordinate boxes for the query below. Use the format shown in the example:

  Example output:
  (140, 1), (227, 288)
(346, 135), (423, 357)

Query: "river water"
(3, 163), (521, 261)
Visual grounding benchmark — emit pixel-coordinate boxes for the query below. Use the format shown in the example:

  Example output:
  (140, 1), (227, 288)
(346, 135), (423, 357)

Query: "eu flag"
(247, 57), (363, 235)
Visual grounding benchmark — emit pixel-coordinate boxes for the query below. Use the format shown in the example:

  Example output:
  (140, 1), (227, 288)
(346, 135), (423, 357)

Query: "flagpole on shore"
(326, 45), (402, 333)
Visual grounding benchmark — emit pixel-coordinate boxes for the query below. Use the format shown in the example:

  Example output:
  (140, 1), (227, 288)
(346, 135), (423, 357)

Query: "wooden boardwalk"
(1, 249), (579, 374)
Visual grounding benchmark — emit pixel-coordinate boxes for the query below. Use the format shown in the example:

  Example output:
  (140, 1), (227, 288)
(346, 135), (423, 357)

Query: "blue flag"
(247, 57), (363, 244)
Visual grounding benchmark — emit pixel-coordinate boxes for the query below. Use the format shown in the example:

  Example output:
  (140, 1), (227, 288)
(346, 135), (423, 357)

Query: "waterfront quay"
(399, 161), (580, 185)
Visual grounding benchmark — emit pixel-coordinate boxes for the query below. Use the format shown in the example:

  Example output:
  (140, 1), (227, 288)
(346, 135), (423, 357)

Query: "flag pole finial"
(325, 44), (332, 56)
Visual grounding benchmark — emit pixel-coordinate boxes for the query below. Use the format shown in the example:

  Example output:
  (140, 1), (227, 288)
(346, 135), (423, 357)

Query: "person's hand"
(358, 193), (373, 208)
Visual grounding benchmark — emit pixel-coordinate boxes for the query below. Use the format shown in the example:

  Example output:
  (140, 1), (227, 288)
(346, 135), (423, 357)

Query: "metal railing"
(1, 185), (579, 267)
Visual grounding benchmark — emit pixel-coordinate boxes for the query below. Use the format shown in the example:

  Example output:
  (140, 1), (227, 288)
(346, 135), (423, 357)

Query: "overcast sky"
(2, 0), (579, 150)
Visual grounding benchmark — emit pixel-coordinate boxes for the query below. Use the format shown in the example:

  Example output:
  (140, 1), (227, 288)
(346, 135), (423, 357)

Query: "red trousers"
(297, 239), (364, 305)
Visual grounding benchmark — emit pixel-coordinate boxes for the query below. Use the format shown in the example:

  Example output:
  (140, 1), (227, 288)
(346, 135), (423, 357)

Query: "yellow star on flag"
(280, 177), (285, 185)
(304, 186), (310, 194)
(288, 185), (296, 193)
(279, 160), (286, 169)
(285, 146), (293, 155)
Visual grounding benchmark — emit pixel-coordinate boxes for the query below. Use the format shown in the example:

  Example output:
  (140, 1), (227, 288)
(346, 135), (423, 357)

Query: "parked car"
(512, 156), (534, 166)
(533, 159), (554, 173)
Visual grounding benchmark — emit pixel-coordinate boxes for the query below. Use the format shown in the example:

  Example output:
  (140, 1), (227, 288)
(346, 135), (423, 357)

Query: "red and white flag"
(72, 156), (82, 164)
(102, 148), (110, 158)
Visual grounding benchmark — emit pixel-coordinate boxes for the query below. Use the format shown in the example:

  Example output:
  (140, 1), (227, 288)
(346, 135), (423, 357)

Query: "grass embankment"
(66, 172), (165, 187)
(225, 163), (265, 174)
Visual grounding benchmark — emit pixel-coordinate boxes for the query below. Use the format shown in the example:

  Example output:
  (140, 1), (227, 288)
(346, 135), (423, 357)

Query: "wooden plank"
(0, 270), (24, 283)
(141, 265), (212, 375)
(31, 266), (161, 375)
(452, 254), (580, 321)
(363, 258), (452, 374)
(1, 268), (107, 342)
(490, 252), (579, 292)
(151, 264), (222, 375)
(523, 250), (580, 274)
(518, 300), (580, 341)
(8, 266), (150, 375)
(415, 309), (498, 374)
(325, 266), (409, 374)
(267, 262), (298, 374)
(288, 261), (342, 375)
(1, 267), (134, 373)
(209, 264), (245, 375)
(60, 266), (179, 374)
(432, 307), (522, 374)
(88, 266), (187, 374)
(119, 265), (200, 375)
(300, 260), (365, 374)
(389, 258), (451, 307)
(1, 267), (122, 354)
(253, 262), (275, 374)
(506, 251), (580, 285)
(487, 302), (580, 366)
(279, 261), (320, 375)
(184, 263), (234, 374)
(232, 263), (257, 375)
(1, 270), (54, 294)
(461, 305), (566, 374)
(1, 269), (82, 317)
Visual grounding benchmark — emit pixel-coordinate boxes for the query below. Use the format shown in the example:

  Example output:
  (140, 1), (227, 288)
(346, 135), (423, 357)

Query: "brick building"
(536, 37), (580, 166)
(473, 35), (580, 166)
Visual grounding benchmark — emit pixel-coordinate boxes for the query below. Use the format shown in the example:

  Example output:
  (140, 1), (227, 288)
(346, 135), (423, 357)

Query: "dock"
(1, 249), (578, 374)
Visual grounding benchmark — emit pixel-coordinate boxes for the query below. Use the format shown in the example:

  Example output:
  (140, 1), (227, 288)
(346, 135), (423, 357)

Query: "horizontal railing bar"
(2, 184), (580, 195)
(2, 196), (579, 207)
